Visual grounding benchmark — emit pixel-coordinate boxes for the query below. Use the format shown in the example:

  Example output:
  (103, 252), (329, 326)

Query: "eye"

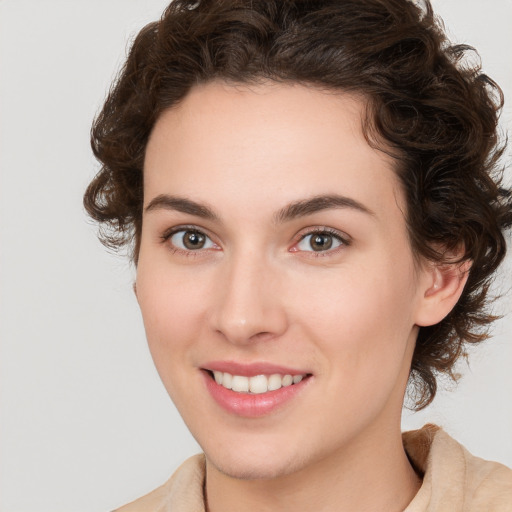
(294, 229), (348, 253)
(168, 229), (218, 251)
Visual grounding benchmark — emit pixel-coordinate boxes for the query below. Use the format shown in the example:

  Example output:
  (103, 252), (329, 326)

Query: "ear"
(133, 281), (138, 298)
(414, 259), (471, 327)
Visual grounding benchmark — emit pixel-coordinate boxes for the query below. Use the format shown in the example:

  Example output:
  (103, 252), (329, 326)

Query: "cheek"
(135, 262), (210, 367)
(135, 264), (215, 416)
(288, 256), (418, 379)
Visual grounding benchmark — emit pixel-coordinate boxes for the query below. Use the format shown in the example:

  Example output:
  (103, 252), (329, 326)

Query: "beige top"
(115, 424), (512, 511)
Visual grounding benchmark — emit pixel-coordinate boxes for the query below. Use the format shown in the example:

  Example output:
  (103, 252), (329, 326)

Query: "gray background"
(1, 0), (511, 510)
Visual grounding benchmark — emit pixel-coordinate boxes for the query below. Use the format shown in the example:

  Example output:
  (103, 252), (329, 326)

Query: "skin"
(136, 82), (468, 512)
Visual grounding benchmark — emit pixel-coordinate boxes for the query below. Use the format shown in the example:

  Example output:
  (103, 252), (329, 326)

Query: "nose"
(209, 251), (289, 345)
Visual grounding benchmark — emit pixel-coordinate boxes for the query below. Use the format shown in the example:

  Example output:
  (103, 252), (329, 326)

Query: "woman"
(84, 0), (512, 510)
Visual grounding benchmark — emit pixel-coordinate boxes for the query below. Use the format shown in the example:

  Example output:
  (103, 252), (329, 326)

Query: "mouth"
(205, 369), (309, 394)
(201, 364), (313, 417)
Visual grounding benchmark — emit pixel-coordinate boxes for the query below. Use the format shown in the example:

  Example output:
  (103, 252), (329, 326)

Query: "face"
(136, 82), (433, 480)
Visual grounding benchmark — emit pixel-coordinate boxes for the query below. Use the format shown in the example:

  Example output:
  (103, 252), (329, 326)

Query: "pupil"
(311, 234), (332, 251)
(184, 231), (205, 249)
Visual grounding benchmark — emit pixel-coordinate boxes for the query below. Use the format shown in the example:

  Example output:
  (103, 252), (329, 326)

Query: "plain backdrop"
(0, 0), (511, 510)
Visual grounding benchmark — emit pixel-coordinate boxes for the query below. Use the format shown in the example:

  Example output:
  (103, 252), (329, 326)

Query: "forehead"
(143, 81), (405, 223)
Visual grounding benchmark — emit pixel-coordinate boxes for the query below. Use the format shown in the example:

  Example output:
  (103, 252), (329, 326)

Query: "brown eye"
(170, 229), (215, 251)
(183, 231), (205, 249)
(310, 234), (333, 251)
(296, 231), (345, 253)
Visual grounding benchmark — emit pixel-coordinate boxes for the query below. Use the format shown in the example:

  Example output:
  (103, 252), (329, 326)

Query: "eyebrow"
(144, 193), (375, 222)
(145, 194), (219, 220)
(274, 194), (375, 223)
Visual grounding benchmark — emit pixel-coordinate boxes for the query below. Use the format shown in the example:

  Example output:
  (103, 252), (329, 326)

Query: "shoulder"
(403, 424), (512, 512)
(113, 454), (206, 512)
(460, 440), (512, 510)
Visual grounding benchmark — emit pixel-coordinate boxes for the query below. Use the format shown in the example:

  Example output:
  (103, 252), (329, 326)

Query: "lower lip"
(202, 371), (310, 418)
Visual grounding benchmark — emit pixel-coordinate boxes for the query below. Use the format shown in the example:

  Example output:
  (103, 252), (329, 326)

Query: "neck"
(205, 423), (421, 512)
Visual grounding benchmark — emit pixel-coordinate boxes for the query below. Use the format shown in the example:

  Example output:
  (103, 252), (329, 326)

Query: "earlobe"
(415, 259), (471, 327)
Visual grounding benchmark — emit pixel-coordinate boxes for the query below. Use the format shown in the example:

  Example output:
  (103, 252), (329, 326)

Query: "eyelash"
(160, 225), (351, 257)
(160, 225), (219, 257)
(292, 227), (351, 257)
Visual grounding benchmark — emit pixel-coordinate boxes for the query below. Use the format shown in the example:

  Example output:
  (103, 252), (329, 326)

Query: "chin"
(205, 443), (310, 480)
(206, 449), (307, 481)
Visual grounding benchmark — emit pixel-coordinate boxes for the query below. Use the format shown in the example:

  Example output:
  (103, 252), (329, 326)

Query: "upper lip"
(202, 361), (310, 377)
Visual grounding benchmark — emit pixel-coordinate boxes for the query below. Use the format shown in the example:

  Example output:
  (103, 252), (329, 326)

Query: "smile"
(202, 364), (312, 417)
(212, 371), (306, 394)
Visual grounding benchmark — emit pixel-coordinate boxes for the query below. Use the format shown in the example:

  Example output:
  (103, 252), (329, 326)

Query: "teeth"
(211, 371), (307, 394)
(268, 374), (282, 391)
(282, 374), (293, 387)
(231, 375), (249, 392)
(249, 374), (268, 394)
(223, 372), (233, 390)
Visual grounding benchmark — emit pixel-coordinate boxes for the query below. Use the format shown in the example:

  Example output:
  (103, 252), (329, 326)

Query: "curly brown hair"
(84, 0), (512, 409)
